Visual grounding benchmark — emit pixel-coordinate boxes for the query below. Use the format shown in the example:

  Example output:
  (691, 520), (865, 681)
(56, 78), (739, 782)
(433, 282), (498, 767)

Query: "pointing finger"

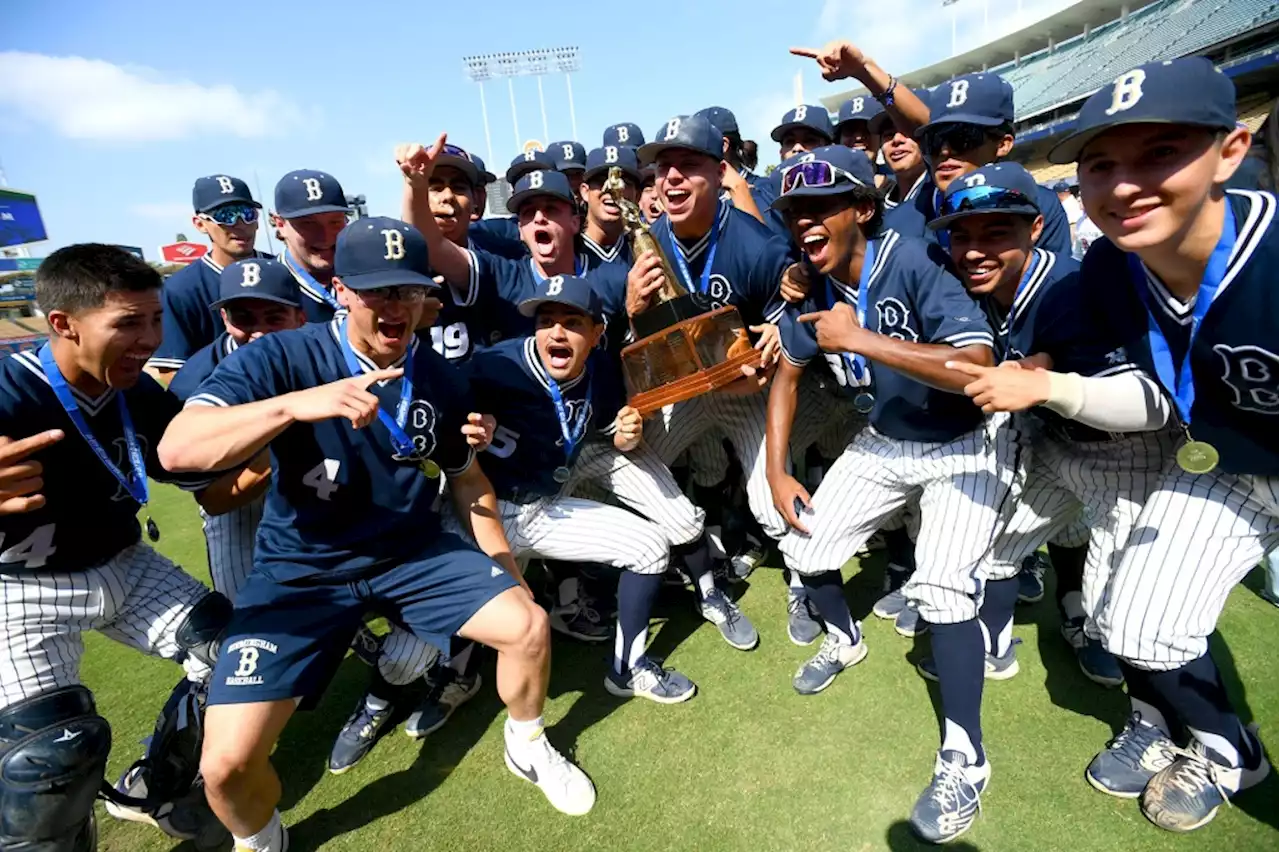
(944, 360), (987, 378)
(797, 311), (823, 325)
(355, 368), (404, 389)
(789, 46), (820, 58)
(0, 430), (65, 466)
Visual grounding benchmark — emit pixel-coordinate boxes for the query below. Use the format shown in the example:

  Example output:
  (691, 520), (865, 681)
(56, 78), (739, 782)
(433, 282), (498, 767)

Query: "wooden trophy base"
(621, 302), (757, 416)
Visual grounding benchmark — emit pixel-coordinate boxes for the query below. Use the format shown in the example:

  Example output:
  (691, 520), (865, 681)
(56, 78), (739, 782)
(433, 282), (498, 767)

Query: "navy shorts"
(207, 534), (517, 707)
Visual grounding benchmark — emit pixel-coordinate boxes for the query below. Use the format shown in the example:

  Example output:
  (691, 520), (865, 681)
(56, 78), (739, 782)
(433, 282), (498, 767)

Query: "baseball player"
(161, 219), (596, 850)
(272, 168), (354, 323)
(835, 95), (885, 159)
(638, 162), (663, 224)
(933, 162), (1166, 690)
(603, 122), (646, 149)
(1033, 58), (1273, 832)
(168, 259), (306, 601)
(772, 104), (836, 162)
(578, 145), (641, 271)
(0, 245), (235, 847)
(145, 175), (267, 381)
(870, 91), (931, 211)
(550, 140), (588, 197)
(767, 144), (1009, 842)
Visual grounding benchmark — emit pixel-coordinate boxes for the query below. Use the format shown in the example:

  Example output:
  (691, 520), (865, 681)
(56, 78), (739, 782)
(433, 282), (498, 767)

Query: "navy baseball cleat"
(699, 588), (759, 650)
(872, 587), (907, 620)
(729, 539), (765, 582)
(604, 658), (697, 704)
(894, 601), (927, 638)
(918, 639), (1020, 682)
(793, 632), (868, 695)
(1140, 728), (1270, 832)
(329, 697), (395, 774)
(405, 665), (482, 739)
(1061, 619), (1124, 687)
(909, 750), (990, 844)
(1085, 712), (1178, 797)
(1016, 552), (1048, 603)
(549, 600), (612, 643)
(787, 590), (823, 646)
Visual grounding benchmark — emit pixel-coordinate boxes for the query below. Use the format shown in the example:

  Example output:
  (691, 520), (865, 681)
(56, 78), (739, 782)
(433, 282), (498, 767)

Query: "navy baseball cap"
(334, 217), (436, 290)
(603, 122), (645, 148)
(518, 274), (603, 322)
(550, 141), (588, 173)
(1051, 179), (1071, 192)
(638, 115), (723, 167)
(193, 175), (260, 213)
(928, 163), (1042, 230)
(1048, 58), (1237, 164)
(696, 106), (739, 136)
(507, 149), (556, 184)
(584, 146), (641, 182)
(836, 96), (886, 131)
(434, 143), (482, 186)
(472, 154), (497, 186)
(506, 169), (577, 213)
(771, 104), (835, 144)
(771, 145), (877, 212)
(213, 258), (302, 309)
(274, 170), (348, 219)
(919, 73), (1015, 133)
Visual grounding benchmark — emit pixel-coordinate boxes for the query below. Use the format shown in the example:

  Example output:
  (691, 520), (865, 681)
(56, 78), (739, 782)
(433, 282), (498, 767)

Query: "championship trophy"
(604, 167), (758, 415)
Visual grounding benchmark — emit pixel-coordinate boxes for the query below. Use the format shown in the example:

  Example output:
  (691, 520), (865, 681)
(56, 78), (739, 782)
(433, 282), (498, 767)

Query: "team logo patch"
(224, 638), (279, 686)
(705, 274), (733, 308)
(873, 297), (919, 342)
(394, 399), (440, 461)
(1213, 344), (1279, 414)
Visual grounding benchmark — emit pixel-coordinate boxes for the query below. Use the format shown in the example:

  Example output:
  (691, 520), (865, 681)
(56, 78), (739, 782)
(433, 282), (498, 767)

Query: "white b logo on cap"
(216, 176), (235, 194)
(546, 276), (563, 297)
(382, 229), (405, 261)
(962, 173), (986, 188)
(615, 125), (629, 143)
(562, 144), (575, 161)
(302, 177), (323, 201)
(605, 146), (618, 163)
(240, 263), (261, 287)
(529, 171), (544, 189)
(851, 97), (864, 114)
(794, 105), (808, 122)
(664, 118), (682, 141)
(1106, 69), (1146, 116)
(947, 80), (969, 108)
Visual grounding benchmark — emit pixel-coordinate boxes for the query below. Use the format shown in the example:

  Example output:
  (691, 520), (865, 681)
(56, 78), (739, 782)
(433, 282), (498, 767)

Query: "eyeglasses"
(780, 161), (865, 195)
(199, 204), (259, 226)
(921, 124), (993, 158)
(938, 185), (1037, 219)
(358, 285), (430, 304)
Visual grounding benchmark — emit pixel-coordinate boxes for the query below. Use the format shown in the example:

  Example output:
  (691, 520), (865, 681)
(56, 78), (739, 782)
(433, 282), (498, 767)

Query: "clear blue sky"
(0, 0), (1073, 259)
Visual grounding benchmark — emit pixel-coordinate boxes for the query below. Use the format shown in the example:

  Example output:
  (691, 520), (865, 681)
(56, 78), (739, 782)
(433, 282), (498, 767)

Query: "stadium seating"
(999, 0), (1279, 122)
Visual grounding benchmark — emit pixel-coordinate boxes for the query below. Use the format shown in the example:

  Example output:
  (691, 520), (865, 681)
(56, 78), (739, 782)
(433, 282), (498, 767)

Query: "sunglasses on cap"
(921, 124), (996, 158)
(780, 161), (866, 195)
(938, 185), (1036, 220)
(198, 203), (259, 227)
(357, 285), (431, 305)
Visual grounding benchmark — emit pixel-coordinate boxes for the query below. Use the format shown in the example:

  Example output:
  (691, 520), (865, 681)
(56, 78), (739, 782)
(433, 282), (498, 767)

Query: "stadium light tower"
(464, 47), (582, 160)
(553, 47), (581, 142)
(463, 55), (497, 171)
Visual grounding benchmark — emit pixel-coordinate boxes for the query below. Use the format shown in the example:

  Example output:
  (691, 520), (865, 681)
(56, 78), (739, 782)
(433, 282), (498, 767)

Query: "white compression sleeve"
(1042, 371), (1173, 432)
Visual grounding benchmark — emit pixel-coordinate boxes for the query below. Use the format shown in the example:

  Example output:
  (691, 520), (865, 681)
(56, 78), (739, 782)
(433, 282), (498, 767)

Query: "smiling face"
(839, 120), (880, 155)
(882, 132), (925, 179)
(429, 166), (476, 247)
(49, 289), (163, 390)
(783, 193), (870, 277)
(779, 127), (831, 161)
(274, 211), (348, 276)
(655, 149), (719, 237)
(581, 172), (638, 229)
(220, 298), (307, 344)
(922, 124), (1014, 192)
(535, 303), (603, 381)
(517, 196), (580, 268)
(1077, 124), (1248, 253)
(335, 281), (428, 365)
(639, 178), (663, 223)
(947, 213), (1043, 304)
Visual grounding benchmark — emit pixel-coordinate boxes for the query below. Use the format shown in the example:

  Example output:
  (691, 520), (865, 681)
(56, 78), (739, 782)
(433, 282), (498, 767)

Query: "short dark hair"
(852, 184), (885, 238)
(36, 243), (162, 315)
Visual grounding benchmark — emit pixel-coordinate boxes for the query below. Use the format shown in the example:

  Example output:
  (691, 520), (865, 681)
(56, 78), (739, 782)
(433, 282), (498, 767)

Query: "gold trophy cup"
(604, 167), (757, 415)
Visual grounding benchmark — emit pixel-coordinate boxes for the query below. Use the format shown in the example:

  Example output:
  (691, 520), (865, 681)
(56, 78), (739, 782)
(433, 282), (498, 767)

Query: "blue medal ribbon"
(667, 203), (722, 295)
(38, 345), (149, 508)
(1127, 205), (1236, 427)
(544, 366), (592, 470)
(825, 240), (878, 386)
(282, 250), (341, 311)
(337, 319), (418, 458)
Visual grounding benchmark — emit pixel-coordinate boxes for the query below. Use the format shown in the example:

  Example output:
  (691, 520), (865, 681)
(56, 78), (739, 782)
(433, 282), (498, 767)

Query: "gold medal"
(419, 458), (442, 479)
(1176, 440), (1219, 475)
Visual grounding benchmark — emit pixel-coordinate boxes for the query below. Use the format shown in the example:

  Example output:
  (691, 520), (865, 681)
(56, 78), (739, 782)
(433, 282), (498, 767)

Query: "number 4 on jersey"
(302, 459), (341, 501)
(0, 523), (57, 569)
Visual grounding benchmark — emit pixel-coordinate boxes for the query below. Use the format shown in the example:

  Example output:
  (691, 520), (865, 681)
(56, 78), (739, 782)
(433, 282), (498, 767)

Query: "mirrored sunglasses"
(199, 204), (259, 226)
(938, 185), (1036, 219)
(780, 161), (865, 195)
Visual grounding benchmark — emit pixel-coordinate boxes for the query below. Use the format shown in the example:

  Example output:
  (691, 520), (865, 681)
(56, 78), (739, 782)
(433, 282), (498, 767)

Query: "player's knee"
(200, 736), (264, 797)
(518, 599), (550, 658)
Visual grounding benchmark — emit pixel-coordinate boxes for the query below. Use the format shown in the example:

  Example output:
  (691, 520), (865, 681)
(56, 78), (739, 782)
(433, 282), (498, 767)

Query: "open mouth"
(664, 188), (691, 214)
(1112, 205), (1159, 231)
(377, 321), (409, 342)
(801, 230), (831, 267)
(547, 342), (573, 370)
(888, 148), (911, 163)
(934, 161), (965, 183)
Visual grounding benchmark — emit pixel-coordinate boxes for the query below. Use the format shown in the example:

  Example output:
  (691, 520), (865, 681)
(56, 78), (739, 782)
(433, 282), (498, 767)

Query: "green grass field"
(91, 484), (1278, 852)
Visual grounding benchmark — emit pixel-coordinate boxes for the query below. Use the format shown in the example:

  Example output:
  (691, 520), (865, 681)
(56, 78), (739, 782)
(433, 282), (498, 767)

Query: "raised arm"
(397, 135), (474, 289)
(791, 41), (930, 137)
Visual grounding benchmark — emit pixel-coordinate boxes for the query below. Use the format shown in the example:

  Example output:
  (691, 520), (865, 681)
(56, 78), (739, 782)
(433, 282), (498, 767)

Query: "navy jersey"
(169, 333), (243, 403)
(468, 337), (623, 501)
(149, 255), (225, 370)
(884, 178), (1071, 257)
(779, 230), (993, 442)
(277, 251), (344, 325)
(422, 274), (484, 362)
(467, 249), (621, 346)
(187, 320), (475, 582)
(1075, 190), (1278, 475)
(580, 233), (632, 271)
(884, 171), (929, 212)
(469, 217), (527, 260)
(0, 348), (212, 573)
(648, 203), (791, 327)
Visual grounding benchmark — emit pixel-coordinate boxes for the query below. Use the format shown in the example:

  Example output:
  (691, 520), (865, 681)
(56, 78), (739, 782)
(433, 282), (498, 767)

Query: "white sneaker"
(504, 729), (597, 816)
